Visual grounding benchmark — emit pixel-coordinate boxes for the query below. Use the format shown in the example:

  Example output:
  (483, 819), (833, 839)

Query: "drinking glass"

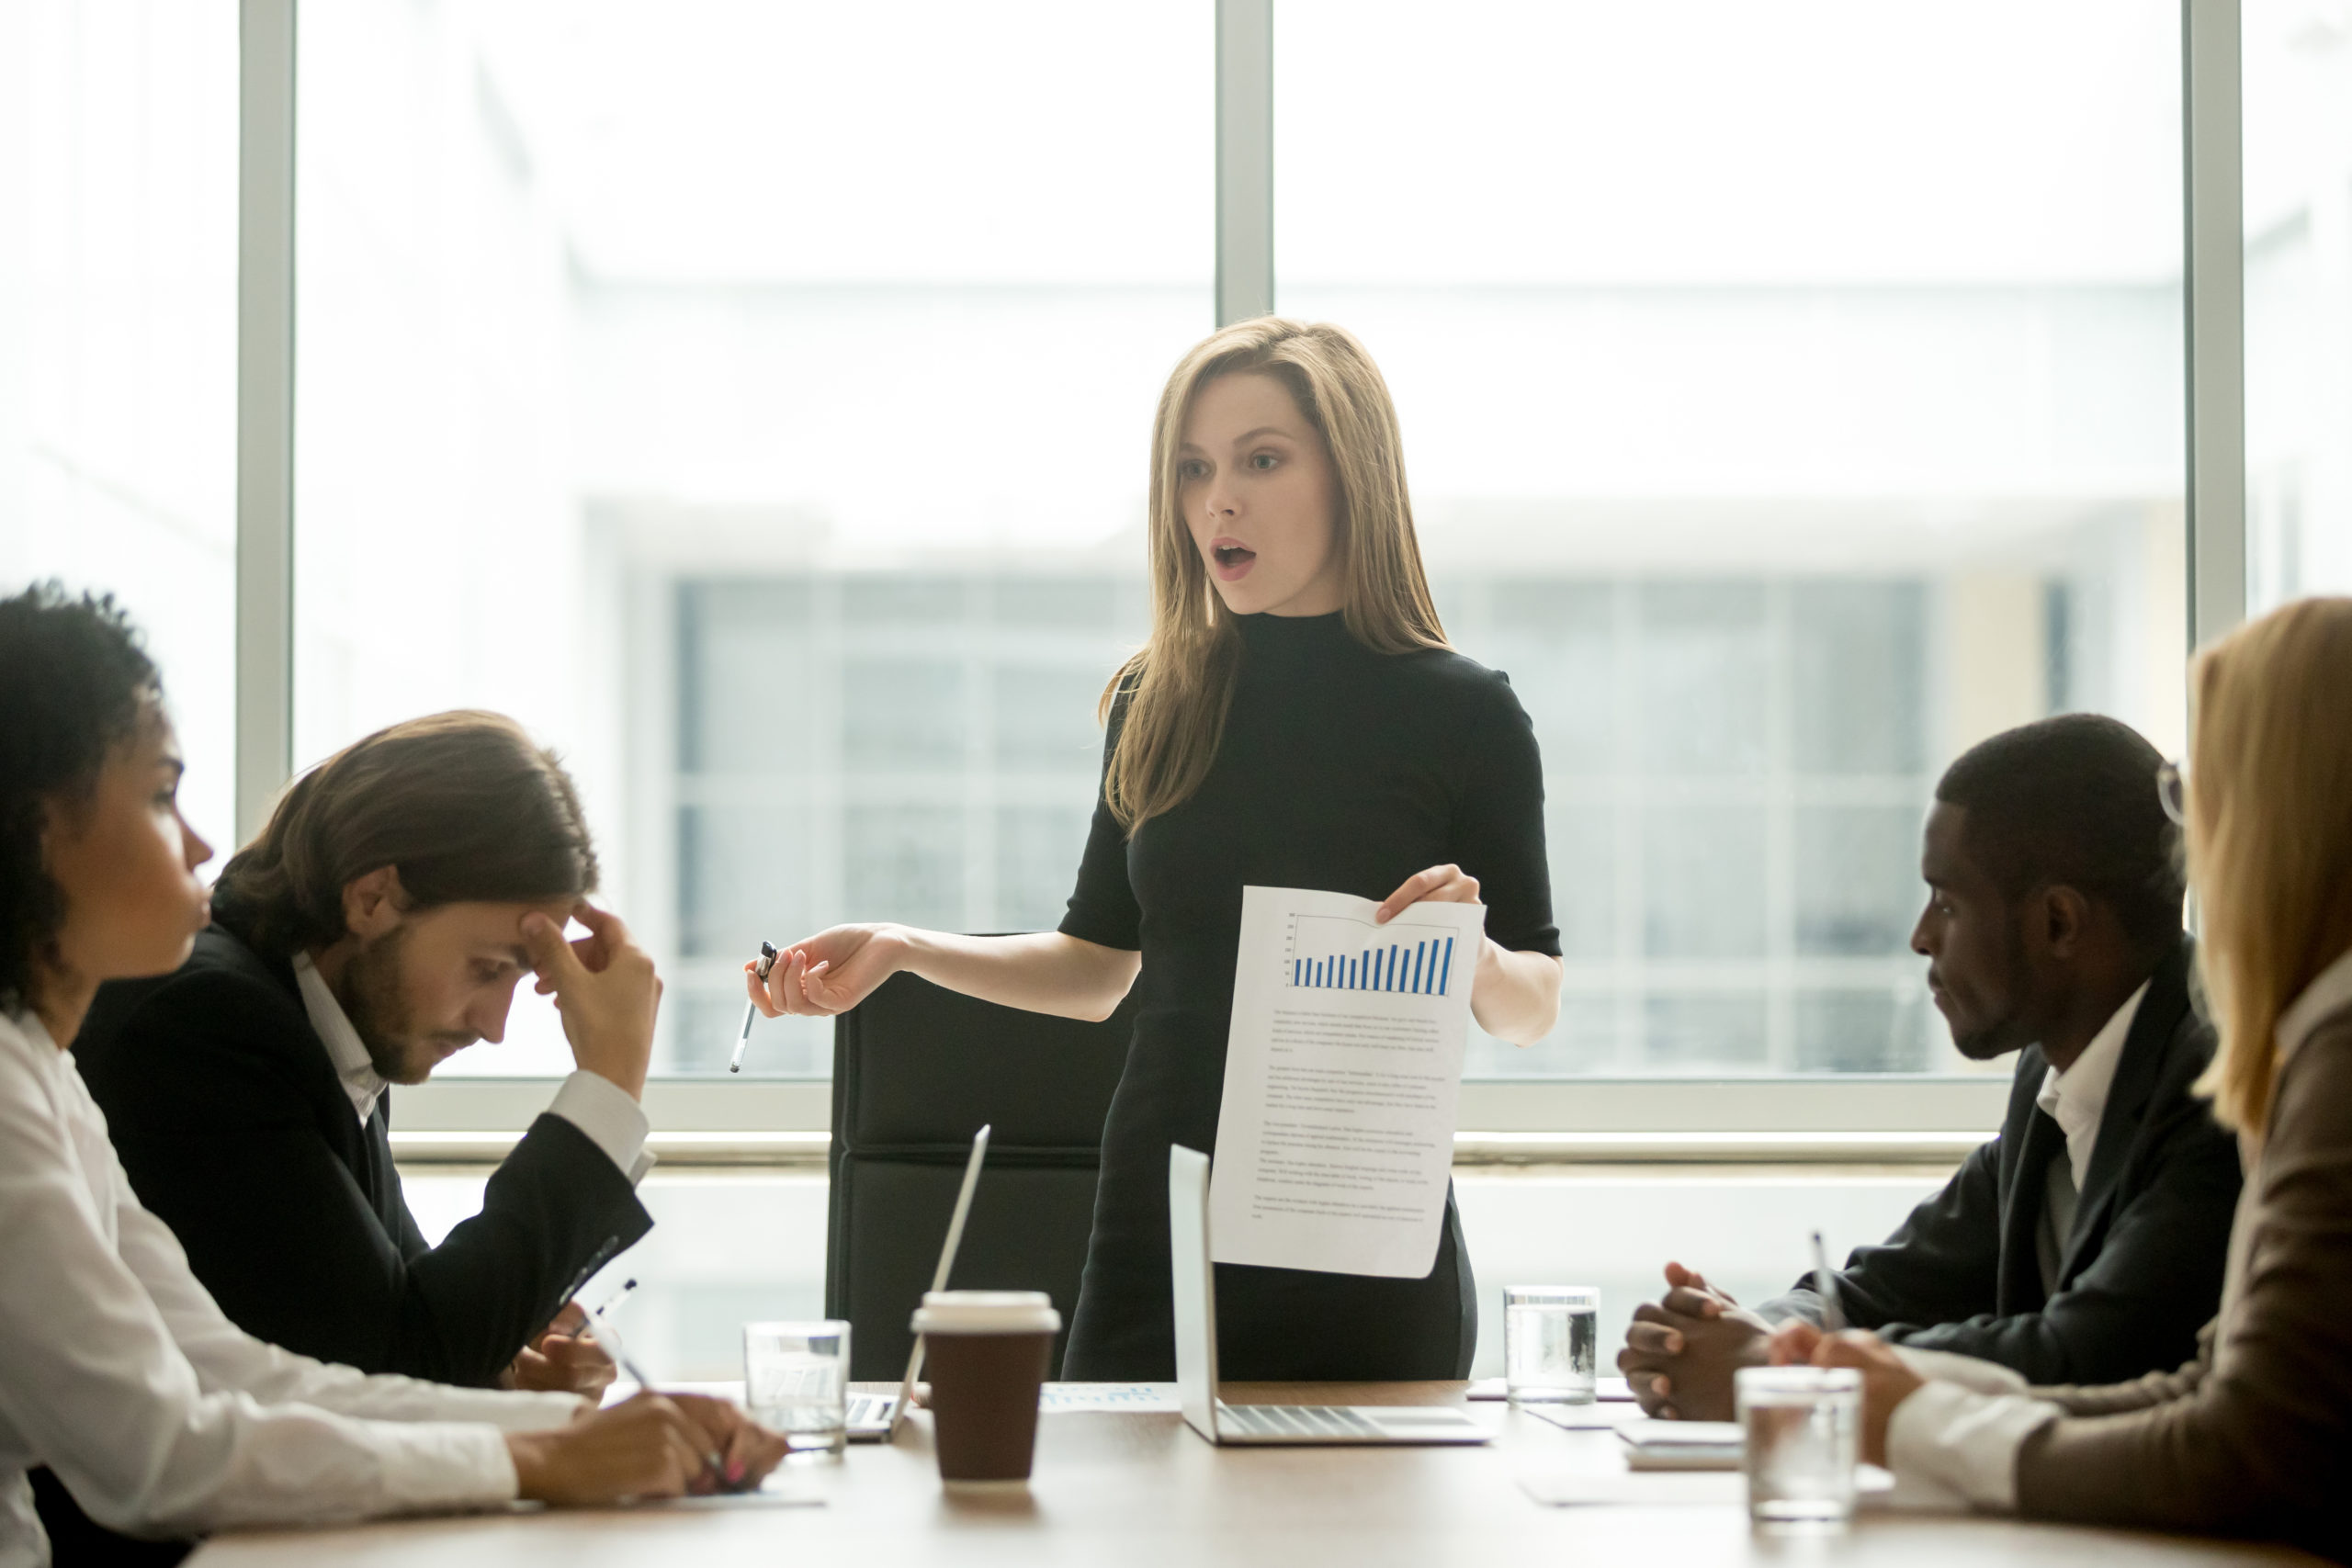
(743, 1319), (851, 1458)
(1502, 1285), (1599, 1403)
(1736, 1366), (1860, 1529)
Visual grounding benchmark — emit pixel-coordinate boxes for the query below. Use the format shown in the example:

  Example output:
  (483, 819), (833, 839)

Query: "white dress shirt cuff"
(546, 1071), (654, 1185)
(1893, 1347), (2031, 1396)
(1885, 1380), (2062, 1513)
(376, 1424), (524, 1513)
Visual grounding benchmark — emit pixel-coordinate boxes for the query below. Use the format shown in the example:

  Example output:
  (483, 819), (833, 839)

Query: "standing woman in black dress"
(754, 318), (1563, 1380)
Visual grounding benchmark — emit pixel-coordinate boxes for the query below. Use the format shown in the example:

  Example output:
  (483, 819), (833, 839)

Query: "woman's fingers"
(786, 955), (838, 1015)
(774, 949), (815, 1016)
(801, 958), (848, 1012)
(662, 1422), (707, 1495)
(1766, 1319), (1823, 1366)
(1374, 863), (1481, 921)
(744, 960), (783, 1018)
(720, 1421), (756, 1489)
(642, 1396), (718, 1493)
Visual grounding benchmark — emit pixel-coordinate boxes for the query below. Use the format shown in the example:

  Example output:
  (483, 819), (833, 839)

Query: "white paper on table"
(1208, 886), (1485, 1278)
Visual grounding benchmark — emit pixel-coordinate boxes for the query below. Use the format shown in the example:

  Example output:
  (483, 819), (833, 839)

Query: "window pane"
(996, 807), (1091, 934)
(295, 0), (1207, 1076)
(0, 1), (239, 856)
(1643, 806), (1766, 961)
(1792, 581), (1928, 775)
(1281, 0), (2187, 1077)
(1645, 993), (1768, 1072)
(844, 660), (965, 769)
(2245, 0), (2352, 605)
(994, 666), (1109, 772)
(1794, 806), (1921, 958)
(1543, 805), (1614, 962)
(1638, 584), (1769, 777)
(843, 805), (964, 931)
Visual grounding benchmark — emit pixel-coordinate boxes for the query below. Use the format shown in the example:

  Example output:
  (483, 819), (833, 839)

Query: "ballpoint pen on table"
(1809, 1229), (1848, 1333)
(730, 941), (781, 1074)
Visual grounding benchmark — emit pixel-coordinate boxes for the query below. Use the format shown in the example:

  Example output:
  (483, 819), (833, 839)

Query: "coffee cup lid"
(911, 1290), (1062, 1336)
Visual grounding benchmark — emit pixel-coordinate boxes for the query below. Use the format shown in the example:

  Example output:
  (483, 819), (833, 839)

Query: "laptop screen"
(1168, 1144), (1219, 1436)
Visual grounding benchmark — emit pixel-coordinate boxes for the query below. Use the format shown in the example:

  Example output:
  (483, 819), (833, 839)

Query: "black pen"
(584, 1284), (729, 1486)
(730, 941), (780, 1074)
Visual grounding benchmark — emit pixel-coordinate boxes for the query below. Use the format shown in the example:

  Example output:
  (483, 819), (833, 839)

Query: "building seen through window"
(7, 0), (2233, 1088)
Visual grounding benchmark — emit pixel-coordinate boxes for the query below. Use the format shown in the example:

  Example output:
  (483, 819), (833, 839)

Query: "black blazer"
(72, 922), (652, 1388)
(1758, 937), (2242, 1385)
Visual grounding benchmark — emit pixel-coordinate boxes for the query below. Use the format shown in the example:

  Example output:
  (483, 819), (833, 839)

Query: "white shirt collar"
(2278, 945), (2352, 1064)
(292, 951), (389, 1127)
(2035, 979), (2147, 1193)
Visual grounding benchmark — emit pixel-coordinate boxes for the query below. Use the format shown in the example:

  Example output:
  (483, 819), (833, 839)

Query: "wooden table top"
(188, 1382), (2317, 1568)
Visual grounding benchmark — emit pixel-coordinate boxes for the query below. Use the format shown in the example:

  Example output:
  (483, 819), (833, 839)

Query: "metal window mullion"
(2184, 0), (2247, 653)
(234, 0), (297, 841)
(1216, 0), (1273, 326)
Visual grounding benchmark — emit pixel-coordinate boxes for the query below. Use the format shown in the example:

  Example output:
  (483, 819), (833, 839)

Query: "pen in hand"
(583, 1284), (731, 1489)
(1809, 1229), (1847, 1334)
(730, 941), (780, 1074)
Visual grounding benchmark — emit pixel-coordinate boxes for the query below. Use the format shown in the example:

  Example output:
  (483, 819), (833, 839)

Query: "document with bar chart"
(1286, 915), (1460, 998)
(1208, 886), (1485, 1279)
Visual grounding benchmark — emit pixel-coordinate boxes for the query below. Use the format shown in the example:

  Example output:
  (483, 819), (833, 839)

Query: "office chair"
(825, 965), (1137, 1380)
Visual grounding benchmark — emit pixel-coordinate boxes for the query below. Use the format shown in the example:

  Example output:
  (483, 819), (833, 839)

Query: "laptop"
(1167, 1144), (1490, 1446)
(843, 1123), (991, 1442)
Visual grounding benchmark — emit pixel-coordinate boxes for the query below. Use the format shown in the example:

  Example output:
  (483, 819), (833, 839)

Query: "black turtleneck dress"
(1056, 610), (1559, 1381)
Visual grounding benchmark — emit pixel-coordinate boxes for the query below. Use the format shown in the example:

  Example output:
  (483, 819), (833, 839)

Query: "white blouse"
(0, 1008), (584, 1568)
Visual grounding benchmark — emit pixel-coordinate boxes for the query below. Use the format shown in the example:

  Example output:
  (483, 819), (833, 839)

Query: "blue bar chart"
(1284, 914), (1457, 998)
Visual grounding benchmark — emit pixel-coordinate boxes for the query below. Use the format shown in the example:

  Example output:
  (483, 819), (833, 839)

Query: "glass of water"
(1502, 1285), (1599, 1403)
(743, 1319), (851, 1459)
(1736, 1366), (1860, 1529)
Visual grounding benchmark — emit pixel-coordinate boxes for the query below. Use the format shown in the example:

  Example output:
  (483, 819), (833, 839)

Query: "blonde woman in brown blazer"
(1776, 595), (2352, 1562)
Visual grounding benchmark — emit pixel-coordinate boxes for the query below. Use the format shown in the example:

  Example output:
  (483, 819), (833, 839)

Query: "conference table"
(190, 1382), (2316, 1567)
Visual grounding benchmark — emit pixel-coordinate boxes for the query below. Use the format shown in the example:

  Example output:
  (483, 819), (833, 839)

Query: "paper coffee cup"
(911, 1291), (1061, 1484)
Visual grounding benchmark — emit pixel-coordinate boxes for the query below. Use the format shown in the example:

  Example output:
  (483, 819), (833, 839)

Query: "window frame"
(240, 0), (2249, 1148)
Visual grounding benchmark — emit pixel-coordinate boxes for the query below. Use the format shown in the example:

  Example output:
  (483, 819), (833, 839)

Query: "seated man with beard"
(1616, 715), (2243, 1420)
(71, 711), (657, 1399)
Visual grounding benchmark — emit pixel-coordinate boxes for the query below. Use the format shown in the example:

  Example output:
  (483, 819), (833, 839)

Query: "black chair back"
(825, 967), (1136, 1380)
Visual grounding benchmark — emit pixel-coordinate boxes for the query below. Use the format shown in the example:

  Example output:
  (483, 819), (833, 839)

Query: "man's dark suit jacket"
(1758, 937), (2243, 1385)
(71, 919), (653, 1386)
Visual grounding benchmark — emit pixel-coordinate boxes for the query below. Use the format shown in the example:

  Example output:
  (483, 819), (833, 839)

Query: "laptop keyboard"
(1218, 1404), (1384, 1439)
(846, 1394), (895, 1427)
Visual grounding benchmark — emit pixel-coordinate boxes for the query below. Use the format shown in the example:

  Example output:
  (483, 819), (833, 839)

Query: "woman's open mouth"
(1210, 537), (1257, 581)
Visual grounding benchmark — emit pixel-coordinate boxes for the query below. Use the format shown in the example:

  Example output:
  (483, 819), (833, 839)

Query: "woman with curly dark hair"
(0, 585), (783, 1567)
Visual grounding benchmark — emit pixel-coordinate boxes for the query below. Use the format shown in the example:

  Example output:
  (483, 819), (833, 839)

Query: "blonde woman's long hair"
(2188, 596), (2352, 1136)
(1100, 318), (1448, 831)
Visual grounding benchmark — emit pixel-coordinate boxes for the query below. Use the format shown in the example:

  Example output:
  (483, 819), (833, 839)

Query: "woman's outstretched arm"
(747, 927), (1141, 1023)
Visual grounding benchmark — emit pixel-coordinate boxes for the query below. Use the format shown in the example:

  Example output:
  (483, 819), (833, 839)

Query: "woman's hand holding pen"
(669, 1393), (792, 1493)
(505, 1392), (786, 1505)
(745, 923), (908, 1018)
